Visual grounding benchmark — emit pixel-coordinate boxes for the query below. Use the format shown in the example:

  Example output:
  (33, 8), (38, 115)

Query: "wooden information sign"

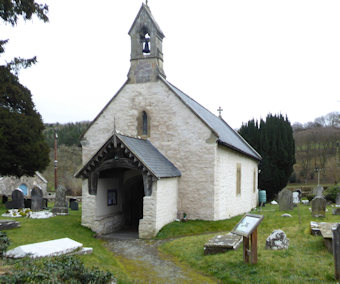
(232, 214), (264, 264)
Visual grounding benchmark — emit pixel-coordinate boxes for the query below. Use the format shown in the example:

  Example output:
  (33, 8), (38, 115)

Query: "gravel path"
(105, 238), (216, 283)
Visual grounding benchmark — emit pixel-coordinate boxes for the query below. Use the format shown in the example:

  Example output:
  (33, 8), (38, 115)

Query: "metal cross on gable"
(217, 106), (223, 117)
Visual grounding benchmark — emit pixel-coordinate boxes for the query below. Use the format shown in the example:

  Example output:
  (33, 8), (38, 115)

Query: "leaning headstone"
(313, 185), (324, 197)
(278, 188), (294, 211)
(70, 201), (79, 211)
(333, 208), (340, 215)
(265, 229), (289, 250)
(6, 189), (24, 209)
(311, 196), (327, 217)
(333, 223), (340, 281)
(31, 187), (43, 212)
(51, 185), (68, 215)
(204, 232), (242, 255)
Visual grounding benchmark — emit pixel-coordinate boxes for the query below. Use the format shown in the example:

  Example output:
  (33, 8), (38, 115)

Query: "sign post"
(232, 214), (264, 264)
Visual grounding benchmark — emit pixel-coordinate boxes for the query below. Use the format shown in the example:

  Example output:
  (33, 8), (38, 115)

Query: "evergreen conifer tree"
(239, 114), (296, 200)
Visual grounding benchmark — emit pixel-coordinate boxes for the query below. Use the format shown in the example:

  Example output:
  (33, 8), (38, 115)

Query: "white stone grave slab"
(6, 238), (83, 258)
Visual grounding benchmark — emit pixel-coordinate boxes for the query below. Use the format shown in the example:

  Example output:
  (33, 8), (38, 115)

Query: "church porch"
(76, 133), (181, 238)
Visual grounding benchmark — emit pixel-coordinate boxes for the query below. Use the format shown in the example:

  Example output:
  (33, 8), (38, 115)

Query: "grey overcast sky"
(1, 0), (339, 129)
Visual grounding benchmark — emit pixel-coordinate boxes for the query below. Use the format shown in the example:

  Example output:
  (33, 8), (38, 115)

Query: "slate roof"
(128, 3), (165, 38)
(117, 134), (181, 178)
(160, 77), (261, 161)
(75, 133), (181, 179)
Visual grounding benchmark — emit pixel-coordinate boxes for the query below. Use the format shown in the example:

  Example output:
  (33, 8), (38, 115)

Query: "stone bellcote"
(127, 3), (166, 83)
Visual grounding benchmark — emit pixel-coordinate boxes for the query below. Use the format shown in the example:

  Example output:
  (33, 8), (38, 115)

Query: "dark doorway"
(123, 175), (144, 230)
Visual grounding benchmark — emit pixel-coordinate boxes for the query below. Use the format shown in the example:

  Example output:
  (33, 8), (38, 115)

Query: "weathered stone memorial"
(292, 190), (301, 204)
(313, 185), (324, 197)
(6, 238), (92, 258)
(265, 230), (289, 250)
(0, 219), (20, 230)
(333, 223), (340, 281)
(278, 188), (294, 211)
(5, 189), (24, 209)
(31, 187), (44, 212)
(336, 192), (340, 206)
(204, 232), (242, 255)
(311, 196), (327, 217)
(51, 185), (68, 215)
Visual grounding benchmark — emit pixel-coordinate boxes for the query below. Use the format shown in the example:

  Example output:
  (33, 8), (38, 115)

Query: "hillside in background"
(42, 122), (90, 194)
(41, 112), (339, 194)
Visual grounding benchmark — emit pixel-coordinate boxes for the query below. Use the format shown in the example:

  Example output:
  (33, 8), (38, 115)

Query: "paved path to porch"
(104, 237), (217, 283)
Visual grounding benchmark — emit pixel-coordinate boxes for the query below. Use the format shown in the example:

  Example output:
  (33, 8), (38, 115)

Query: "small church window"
(142, 111), (148, 135)
(236, 163), (241, 195)
(253, 168), (257, 192)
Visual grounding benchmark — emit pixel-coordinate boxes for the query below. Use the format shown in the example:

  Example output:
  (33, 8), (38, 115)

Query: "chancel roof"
(75, 133), (181, 179)
(160, 77), (261, 161)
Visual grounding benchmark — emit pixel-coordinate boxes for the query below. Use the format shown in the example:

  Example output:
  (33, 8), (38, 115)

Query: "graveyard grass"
(158, 204), (339, 283)
(0, 204), (130, 283)
(0, 203), (339, 283)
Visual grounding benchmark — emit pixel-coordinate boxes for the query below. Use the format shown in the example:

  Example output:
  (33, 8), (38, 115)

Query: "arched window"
(142, 111), (148, 135)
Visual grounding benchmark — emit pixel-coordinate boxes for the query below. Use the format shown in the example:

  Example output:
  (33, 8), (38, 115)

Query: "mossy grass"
(0, 203), (131, 283)
(159, 204), (340, 283)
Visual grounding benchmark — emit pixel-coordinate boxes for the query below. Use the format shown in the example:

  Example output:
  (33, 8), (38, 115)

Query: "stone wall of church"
(82, 81), (217, 221)
(214, 146), (258, 220)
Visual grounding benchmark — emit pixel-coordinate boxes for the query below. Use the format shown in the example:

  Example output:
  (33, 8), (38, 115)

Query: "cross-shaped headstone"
(146, 0), (149, 6)
(217, 106), (223, 117)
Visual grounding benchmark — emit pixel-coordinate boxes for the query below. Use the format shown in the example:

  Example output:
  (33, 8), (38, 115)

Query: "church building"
(76, 3), (261, 238)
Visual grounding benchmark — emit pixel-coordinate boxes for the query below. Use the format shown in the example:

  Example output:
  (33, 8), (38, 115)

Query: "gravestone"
(6, 189), (24, 209)
(0, 219), (20, 230)
(69, 198), (77, 208)
(265, 229), (289, 250)
(336, 192), (340, 207)
(313, 185), (324, 197)
(292, 192), (300, 204)
(70, 201), (79, 211)
(311, 196), (327, 217)
(31, 187), (43, 212)
(51, 185), (68, 215)
(204, 232), (242, 255)
(333, 223), (340, 281)
(278, 188), (294, 211)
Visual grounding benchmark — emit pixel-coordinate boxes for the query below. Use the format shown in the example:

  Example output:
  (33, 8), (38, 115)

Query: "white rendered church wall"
(154, 177), (178, 232)
(95, 178), (121, 217)
(214, 146), (258, 220)
(81, 180), (96, 229)
(82, 81), (216, 220)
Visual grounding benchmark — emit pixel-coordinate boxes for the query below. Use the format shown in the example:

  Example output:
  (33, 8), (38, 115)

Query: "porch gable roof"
(75, 133), (181, 179)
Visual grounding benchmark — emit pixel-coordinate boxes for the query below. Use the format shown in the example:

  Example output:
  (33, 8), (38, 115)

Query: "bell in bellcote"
(143, 39), (150, 54)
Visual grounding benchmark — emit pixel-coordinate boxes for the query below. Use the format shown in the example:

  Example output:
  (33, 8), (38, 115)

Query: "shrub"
(0, 231), (10, 257)
(324, 184), (340, 203)
(0, 255), (114, 283)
